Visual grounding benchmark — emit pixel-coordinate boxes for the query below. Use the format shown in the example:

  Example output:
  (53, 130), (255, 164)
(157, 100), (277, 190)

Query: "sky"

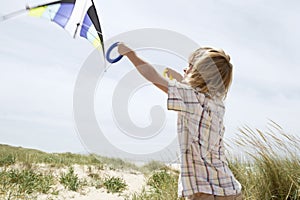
(0, 0), (299, 160)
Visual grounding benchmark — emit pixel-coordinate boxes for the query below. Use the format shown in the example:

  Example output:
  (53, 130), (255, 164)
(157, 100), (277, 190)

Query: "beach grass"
(228, 121), (300, 200)
(0, 121), (299, 199)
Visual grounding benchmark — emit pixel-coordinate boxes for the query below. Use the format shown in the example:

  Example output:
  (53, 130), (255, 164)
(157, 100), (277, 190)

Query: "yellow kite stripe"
(29, 6), (47, 17)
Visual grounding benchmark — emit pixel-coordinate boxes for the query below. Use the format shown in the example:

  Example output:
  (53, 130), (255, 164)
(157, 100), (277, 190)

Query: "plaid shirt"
(167, 81), (242, 197)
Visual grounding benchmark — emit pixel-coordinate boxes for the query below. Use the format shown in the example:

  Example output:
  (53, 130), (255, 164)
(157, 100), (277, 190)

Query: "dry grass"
(228, 121), (300, 200)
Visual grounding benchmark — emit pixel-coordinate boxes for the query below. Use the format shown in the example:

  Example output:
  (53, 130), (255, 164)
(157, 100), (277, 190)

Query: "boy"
(118, 43), (242, 200)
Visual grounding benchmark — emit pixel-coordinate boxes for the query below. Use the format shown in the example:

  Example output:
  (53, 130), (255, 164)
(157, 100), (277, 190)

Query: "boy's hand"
(118, 43), (134, 56)
(164, 68), (183, 82)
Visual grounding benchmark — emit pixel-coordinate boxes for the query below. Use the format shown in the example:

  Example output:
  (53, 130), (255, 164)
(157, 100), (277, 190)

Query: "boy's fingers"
(163, 68), (169, 78)
(118, 43), (131, 56)
(163, 68), (173, 80)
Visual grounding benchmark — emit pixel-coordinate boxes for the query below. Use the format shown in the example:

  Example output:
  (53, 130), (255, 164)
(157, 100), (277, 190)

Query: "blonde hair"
(183, 47), (233, 100)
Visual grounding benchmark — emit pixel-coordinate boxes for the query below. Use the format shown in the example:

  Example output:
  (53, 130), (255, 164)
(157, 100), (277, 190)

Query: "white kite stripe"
(65, 0), (92, 37)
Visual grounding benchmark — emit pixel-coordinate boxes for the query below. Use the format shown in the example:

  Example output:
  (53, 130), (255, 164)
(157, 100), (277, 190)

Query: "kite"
(1, 0), (124, 63)
(28, 0), (104, 54)
(1, 0), (104, 54)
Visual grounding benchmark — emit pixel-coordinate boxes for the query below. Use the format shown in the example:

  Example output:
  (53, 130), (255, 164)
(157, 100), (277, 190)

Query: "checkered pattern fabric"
(167, 81), (242, 197)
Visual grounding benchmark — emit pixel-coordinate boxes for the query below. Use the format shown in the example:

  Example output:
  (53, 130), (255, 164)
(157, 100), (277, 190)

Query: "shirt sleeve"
(167, 81), (204, 115)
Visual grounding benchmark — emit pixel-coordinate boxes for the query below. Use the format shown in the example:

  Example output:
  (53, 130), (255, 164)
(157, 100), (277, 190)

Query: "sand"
(5, 163), (147, 200)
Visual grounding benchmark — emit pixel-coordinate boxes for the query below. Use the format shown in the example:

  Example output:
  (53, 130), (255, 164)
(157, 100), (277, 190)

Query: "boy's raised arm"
(118, 43), (168, 94)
